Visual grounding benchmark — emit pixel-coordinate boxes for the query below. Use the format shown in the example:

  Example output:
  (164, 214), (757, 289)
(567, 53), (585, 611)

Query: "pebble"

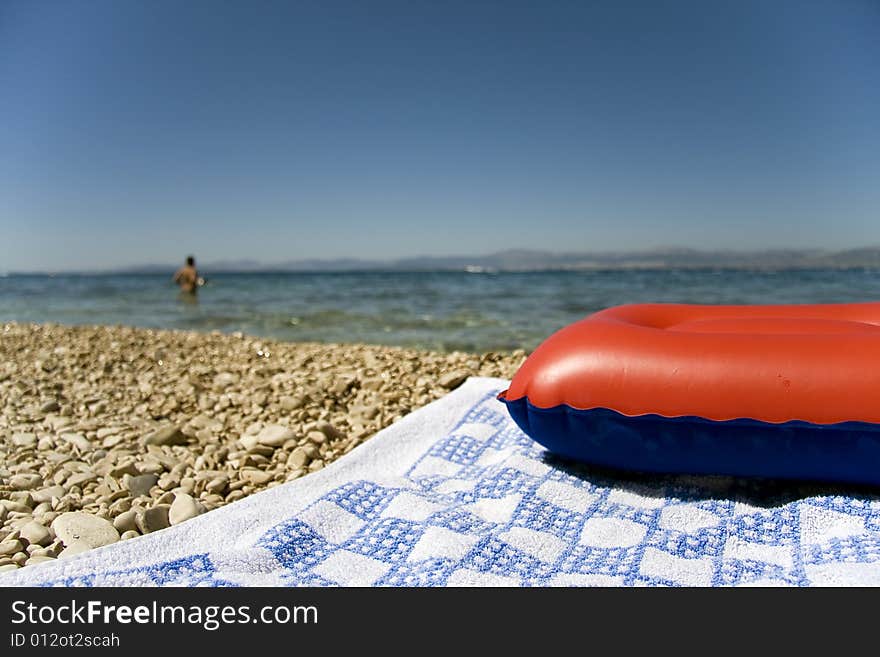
(0, 540), (23, 556)
(350, 403), (380, 420)
(108, 498), (132, 515)
(157, 473), (180, 490)
(39, 399), (61, 413)
(102, 435), (125, 448)
(205, 476), (229, 495)
(287, 447), (312, 469)
(120, 530), (140, 540)
(109, 462), (139, 478)
(112, 509), (138, 533)
(143, 425), (188, 446)
(280, 395), (304, 410)
(213, 372), (239, 389)
(136, 505), (170, 533)
(46, 415), (72, 431)
(11, 432), (37, 448)
(9, 473), (43, 490)
(438, 370), (470, 389)
(19, 521), (52, 547)
(123, 473), (159, 497)
(58, 539), (93, 559)
(225, 489), (246, 503)
(138, 461), (165, 475)
(32, 485), (67, 504)
(2, 501), (32, 514)
(51, 512), (120, 549)
(307, 430), (327, 445)
(61, 432), (92, 451)
(256, 424), (295, 447)
(243, 421), (263, 435)
(26, 555), (57, 565)
(313, 422), (337, 437)
(202, 493), (224, 506)
(240, 469), (273, 485)
(66, 471), (97, 488)
(44, 541), (63, 558)
(168, 493), (204, 525)
(239, 435), (260, 450)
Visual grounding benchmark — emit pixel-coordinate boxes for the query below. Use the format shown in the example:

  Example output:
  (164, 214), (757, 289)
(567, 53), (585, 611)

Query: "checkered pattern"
(40, 389), (880, 586)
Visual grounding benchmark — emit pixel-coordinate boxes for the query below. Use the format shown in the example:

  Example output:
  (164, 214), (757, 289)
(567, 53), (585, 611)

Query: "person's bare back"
(173, 256), (199, 294)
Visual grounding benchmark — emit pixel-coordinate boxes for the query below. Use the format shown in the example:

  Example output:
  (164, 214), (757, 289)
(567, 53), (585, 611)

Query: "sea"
(3, 269), (880, 353)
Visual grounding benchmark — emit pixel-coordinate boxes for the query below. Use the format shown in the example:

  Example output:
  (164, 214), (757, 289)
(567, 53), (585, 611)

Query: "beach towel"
(4, 377), (880, 587)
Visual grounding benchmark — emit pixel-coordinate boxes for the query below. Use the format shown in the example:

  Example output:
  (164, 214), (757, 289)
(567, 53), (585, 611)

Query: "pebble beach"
(0, 322), (524, 572)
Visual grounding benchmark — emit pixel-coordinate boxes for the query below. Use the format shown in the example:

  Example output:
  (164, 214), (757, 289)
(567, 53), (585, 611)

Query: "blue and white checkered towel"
(4, 377), (880, 586)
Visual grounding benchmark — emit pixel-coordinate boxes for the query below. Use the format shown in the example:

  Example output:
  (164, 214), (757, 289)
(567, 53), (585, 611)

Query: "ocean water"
(3, 269), (880, 352)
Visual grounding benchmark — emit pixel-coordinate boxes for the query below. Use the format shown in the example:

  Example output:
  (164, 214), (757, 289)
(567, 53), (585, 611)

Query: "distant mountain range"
(16, 247), (880, 275)
(121, 247), (880, 273)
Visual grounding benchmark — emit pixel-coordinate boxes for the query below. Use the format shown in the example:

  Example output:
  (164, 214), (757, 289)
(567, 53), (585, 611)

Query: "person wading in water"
(173, 255), (200, 298)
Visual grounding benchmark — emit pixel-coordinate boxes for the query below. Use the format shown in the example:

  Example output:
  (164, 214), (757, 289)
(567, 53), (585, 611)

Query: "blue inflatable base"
(500, 395), (880, 486)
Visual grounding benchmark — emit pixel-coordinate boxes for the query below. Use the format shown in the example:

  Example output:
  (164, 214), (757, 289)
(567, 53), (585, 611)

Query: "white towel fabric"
(4, 376), (880, 587)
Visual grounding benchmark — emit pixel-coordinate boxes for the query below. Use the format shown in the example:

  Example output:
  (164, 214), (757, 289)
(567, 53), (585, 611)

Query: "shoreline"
(0, 322), (525, 571)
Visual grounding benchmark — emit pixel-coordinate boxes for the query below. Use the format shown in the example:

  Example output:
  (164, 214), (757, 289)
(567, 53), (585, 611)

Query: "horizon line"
(6, 244), (880, 276)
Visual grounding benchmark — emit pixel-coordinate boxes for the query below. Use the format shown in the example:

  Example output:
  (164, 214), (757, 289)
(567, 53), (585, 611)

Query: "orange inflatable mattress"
(499, 302), (880, 485)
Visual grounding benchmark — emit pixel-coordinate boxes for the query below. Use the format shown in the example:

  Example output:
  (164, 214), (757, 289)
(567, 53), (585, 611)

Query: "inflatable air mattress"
(499, 302), (880, 485)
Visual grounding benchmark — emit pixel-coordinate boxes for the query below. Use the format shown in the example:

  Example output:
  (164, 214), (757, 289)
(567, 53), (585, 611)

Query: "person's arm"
(173, 268), (182, 283)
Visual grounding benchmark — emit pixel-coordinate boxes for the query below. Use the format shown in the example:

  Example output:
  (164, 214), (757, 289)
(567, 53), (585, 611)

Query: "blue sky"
(1, 0), (878, 271)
